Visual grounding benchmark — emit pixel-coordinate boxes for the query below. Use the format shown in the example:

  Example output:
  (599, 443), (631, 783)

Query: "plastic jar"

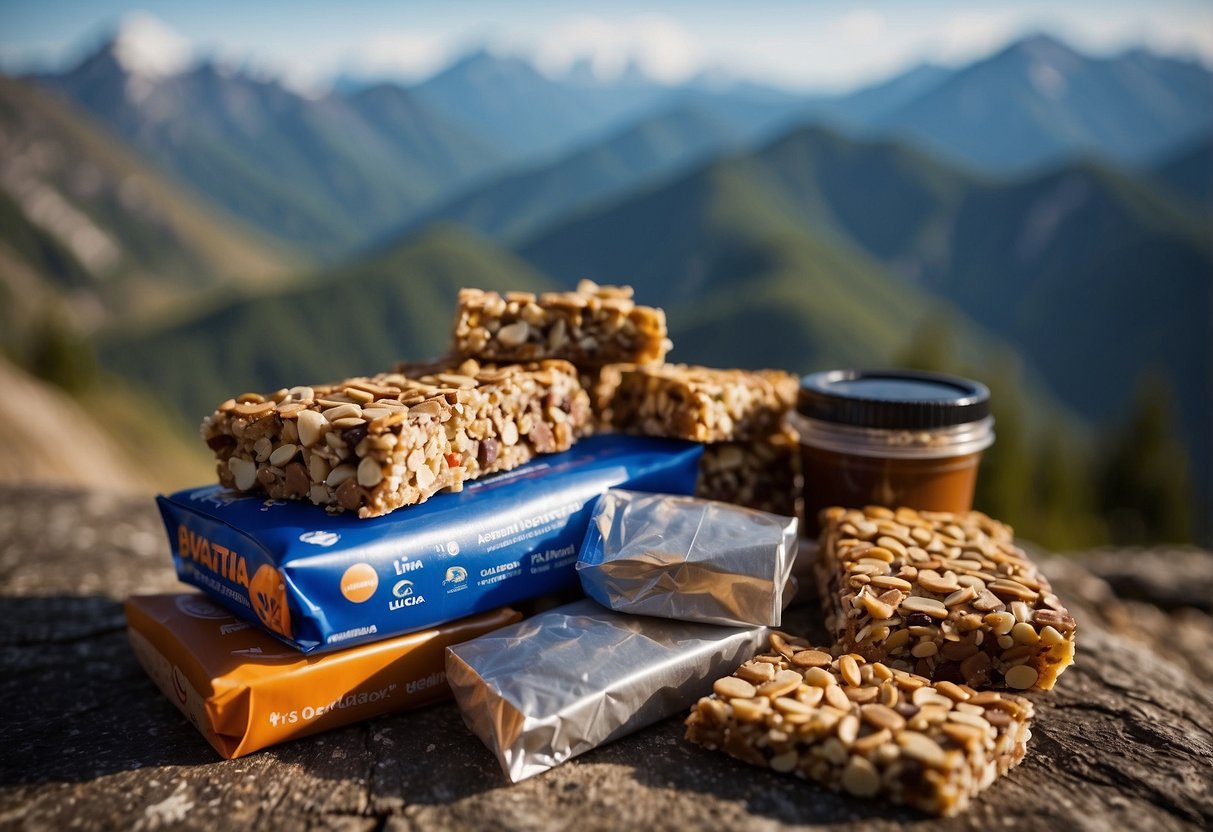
(791, 369), (995, 535)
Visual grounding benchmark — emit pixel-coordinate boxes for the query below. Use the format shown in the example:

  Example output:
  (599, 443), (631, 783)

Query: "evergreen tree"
(28, 308), (96, 393)
(1033, 429), (1104, 550)
(970, 351), (1036, 537)
(1099, 377), (1196, 545)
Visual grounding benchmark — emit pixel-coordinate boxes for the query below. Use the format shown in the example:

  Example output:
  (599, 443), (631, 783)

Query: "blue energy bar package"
(157, 435), (702, 653)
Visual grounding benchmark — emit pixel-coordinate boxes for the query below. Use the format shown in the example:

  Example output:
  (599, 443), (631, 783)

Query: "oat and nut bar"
(202, 359), (591, 518)
(392, 358), (592, 479)
(696, 427), (802, 517)
(453, 281), (671, 366)
(610, 364), (799, 443)
(818, 506), (1077, 691)
(582, 362), (631, 428)
(685, 632), (1034, 817)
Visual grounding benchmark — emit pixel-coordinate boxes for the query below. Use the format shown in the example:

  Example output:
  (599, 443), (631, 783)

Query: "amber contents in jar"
(794, 369), (995, 538)
(800, 445), (983, 537)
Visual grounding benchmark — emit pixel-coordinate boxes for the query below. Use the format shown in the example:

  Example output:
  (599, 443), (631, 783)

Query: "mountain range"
(1151, 136), (1213, 208)
(515, 125), (1212, 530)
(0, 75), (292, 365)
(26, 24), (1213, 262)
(4, 19), (1210, 543)
(391, 103), (747, 246)
(37, 34), (509, 258)
(856, 35), (1213, 173)
(99, 227), (551, 425)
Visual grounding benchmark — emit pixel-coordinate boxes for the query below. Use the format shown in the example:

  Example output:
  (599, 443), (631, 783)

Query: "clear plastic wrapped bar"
(445, 599), (769, 782)
(577, 490), (799, 627)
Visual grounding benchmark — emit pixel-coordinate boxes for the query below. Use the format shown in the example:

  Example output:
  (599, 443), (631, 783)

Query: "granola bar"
(581, 362), (630, 428)
(202, 360), (591, 518)
(393, 358), (592, 479)
(453, 281), (671, 366)
(685, 632), (1034, 817)
(696, 426), (802, 516)
(817, 506), (1077, 691)
(610, 364), (798, 443)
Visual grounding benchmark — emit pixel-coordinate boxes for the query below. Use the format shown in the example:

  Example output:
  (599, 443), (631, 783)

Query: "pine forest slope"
(517, 150), (1007, 374)
(1150, 136), (1213, 208)
(394, 104), (746, 246)
(39, 44), (509, 258)
(0, 78), (291, 285)
(0, 76), (294, 322)
(872, 34), (1213, 172)
(99, 227), (554, 426)
(519, 124), (1213, 528)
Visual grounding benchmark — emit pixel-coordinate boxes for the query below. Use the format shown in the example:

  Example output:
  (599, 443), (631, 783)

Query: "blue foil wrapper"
(157, 436), (702, 653)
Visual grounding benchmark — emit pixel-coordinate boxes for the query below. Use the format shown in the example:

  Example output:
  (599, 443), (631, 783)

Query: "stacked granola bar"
(452, 281), (671, 366)
(202, 280), (807, 518)
(602, 363), (801, 514)
(696, 426), (802, 517)
(202, 359), (590, 518)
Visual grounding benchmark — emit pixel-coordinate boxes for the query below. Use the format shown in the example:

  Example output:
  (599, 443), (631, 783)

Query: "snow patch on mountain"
(110, 13), (191, 79)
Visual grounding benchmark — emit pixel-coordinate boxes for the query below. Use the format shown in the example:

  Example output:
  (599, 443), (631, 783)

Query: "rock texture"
(1, 485), (1210, 831)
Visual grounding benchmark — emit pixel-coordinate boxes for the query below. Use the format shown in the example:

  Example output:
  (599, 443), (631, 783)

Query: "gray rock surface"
(1, 485), (1210, 831)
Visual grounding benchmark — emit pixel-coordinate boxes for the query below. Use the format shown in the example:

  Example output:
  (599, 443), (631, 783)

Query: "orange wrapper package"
(125, 593), (520, 759)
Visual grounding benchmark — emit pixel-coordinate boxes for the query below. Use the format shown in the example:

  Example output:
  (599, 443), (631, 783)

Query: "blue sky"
(2, 0), (1211, 91)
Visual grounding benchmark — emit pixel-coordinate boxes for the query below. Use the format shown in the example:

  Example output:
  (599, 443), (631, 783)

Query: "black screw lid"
(797, 369), (990, 430)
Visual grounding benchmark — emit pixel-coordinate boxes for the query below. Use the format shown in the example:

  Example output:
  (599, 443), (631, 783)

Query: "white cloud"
(1139, 14), (1213, 63)
(529, 14), (700, 82)
(111, 12), (192, 78)
(346, 31), (451, 80)
(937, 10), (1024, 62)
(840, 9), (887, 45)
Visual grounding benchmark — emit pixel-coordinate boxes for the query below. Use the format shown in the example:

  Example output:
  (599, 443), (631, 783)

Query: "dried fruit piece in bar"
(453, 281), (671, 366)
(610, 364), (798, 443)
(817, 506), (1077, 691)
(685, 632), (1034, 817)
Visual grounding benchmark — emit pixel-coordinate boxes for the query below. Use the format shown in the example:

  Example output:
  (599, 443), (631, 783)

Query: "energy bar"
(696, 426), (802, 516)
(685, 632), (1034, 817)
(201, 359), (591, 518)
(452, 281), (671, 366)
(609, 364), (798, 443)
(817, 506), (1077, 691)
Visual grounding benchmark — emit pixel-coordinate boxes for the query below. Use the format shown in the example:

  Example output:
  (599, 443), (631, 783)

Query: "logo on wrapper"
(389, 579), (425, 609)
(340, 563), (379, 603)
(443, 566), (467, 585)
(300, 530), (340, 547)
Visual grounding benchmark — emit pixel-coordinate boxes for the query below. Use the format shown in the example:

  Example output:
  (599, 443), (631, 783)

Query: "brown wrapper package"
(125, 593), (520, 759)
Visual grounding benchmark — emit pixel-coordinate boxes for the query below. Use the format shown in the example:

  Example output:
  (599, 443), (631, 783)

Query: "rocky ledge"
(0, 485), (1209, 831)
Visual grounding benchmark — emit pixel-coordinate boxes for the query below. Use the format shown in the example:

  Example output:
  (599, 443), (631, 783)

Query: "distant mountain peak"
(552, 54), (659, 88)
(447, 46), (529, 72)
(978, 32), (1086, 101)
(1008, 32), (1077, 57)
(107, 13), (191, 79)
